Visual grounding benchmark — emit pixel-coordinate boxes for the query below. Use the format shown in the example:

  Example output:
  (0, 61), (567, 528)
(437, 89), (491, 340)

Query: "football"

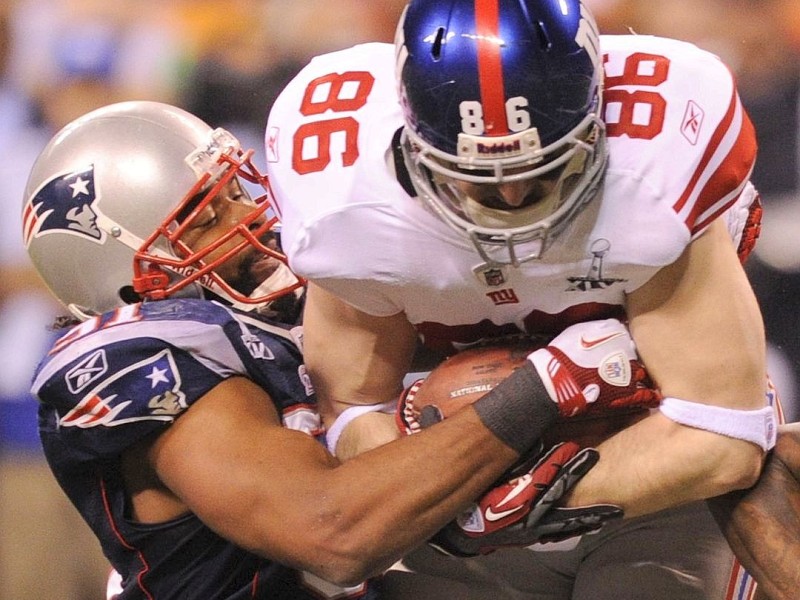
(400, 340), (651, 448)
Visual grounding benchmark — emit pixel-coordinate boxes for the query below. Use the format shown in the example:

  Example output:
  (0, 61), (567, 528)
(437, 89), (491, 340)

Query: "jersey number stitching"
(290, 53), (671, 174)
(292, 72), (374, 175)
(603, 52), (670, 140)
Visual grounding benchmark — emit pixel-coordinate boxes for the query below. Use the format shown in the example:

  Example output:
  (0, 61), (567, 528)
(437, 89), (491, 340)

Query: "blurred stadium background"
(1, 1), (797, 597)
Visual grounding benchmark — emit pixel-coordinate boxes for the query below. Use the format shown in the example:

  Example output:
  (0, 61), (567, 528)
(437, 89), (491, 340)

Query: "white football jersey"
(266, 37), (758, 352)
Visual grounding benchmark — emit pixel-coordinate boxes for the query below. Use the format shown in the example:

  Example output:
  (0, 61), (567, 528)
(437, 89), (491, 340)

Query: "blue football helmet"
(396, 0), (607, 265)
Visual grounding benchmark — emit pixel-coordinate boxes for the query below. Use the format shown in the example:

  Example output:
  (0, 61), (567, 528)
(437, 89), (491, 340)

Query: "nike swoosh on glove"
(527, 319), (662, 418)
(428, 441), (623, 557)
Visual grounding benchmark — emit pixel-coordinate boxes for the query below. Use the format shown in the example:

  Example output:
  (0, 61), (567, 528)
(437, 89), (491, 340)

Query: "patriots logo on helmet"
(22, 165), (104, 247)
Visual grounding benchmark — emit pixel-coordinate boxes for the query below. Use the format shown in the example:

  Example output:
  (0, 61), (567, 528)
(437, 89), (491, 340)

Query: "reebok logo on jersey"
(66, 349), (108, 393)
(266, 127), (280, 163)
(681, 101), (705, 146)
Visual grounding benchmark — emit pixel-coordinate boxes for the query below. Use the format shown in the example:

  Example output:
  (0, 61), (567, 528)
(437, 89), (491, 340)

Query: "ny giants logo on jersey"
(486, 288), (520, 306)
(60, 349), (187, 428)
(22, 165), (104, 247)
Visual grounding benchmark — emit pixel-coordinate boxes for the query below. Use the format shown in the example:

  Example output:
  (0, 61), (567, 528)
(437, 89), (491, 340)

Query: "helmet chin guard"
(132, 131), (303, 310)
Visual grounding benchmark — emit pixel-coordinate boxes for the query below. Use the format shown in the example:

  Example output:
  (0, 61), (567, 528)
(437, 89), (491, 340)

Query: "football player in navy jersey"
(22, 101), (634, 600)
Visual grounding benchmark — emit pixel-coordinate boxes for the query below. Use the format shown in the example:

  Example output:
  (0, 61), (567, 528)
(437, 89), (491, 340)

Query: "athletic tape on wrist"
(325, 401), (397, 456)
(473, 361), (560, 455)
(659, 397), (777, 451)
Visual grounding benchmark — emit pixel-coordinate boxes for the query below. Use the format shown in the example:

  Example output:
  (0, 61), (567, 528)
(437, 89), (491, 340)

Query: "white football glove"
(527, 319), (661, 418)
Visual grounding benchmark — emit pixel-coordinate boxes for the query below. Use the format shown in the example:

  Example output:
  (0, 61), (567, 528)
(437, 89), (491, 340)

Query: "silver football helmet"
(23, 101), (303, 321)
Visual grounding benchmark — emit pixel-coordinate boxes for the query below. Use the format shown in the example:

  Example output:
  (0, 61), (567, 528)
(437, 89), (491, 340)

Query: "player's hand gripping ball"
(397, 321), (661, 448)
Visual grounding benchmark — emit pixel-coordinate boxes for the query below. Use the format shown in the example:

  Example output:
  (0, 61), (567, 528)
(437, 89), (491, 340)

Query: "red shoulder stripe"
(673, 82), (757, 235)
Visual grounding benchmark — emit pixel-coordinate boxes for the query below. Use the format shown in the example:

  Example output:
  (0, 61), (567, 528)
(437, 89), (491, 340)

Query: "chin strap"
(67, 303), (98, 322)
(218, 261), (303, 314)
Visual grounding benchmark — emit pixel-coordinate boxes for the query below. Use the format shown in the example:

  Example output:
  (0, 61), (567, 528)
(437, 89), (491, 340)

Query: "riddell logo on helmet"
(173, 265), (215, 288)
(477, 140), (521, 156)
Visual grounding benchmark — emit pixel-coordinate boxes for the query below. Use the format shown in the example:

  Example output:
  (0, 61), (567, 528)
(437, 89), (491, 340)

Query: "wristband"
(660, 397), (777, 451)
(473, 361), (560, 455)
(325, 401), (396, 456)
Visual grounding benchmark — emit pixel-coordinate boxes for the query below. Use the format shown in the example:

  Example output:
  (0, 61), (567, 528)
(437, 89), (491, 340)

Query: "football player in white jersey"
(23, 101), (638, 599)
(265, 0), (782, 598)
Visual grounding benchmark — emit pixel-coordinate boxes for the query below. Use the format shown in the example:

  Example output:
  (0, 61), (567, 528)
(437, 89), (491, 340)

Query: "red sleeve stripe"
(673, 87), (757, 235)
(100, 478), (155, 600)
(690, 167), (752, 235)
(687, 108), (756, 234)
(475, 0), (509, 136)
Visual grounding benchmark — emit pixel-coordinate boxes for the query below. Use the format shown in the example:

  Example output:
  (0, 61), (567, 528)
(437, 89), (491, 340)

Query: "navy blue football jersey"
(32, 298), (379, 600)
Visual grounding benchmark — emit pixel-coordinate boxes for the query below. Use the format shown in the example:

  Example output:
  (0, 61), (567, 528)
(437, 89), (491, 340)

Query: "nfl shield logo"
(483, 268), (506, 287)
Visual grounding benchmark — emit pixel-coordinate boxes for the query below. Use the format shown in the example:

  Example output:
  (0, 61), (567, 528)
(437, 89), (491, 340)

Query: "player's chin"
(228, 253), (279, 296)
(251, 254), (281, 280)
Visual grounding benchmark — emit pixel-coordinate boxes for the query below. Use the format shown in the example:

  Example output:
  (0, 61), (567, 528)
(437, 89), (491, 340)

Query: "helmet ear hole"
(431, 27), (445, 60)
(534, 20), (552, 50)
(118, 285), (142, 305)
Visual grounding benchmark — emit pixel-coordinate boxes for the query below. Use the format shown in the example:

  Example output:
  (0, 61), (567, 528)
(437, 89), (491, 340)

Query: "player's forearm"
(564, 412), (764, 517)
(708, 424), (800, 600)
(304, 408), (518, 584)
(333, 411), (402, 460)
(302, 282), (419, 427)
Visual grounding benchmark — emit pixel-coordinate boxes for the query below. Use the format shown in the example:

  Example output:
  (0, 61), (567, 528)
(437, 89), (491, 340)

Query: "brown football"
(402, 341), (650, 448)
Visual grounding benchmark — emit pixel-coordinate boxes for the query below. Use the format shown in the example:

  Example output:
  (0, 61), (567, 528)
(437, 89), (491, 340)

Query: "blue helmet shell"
(397, 0), (601, 155)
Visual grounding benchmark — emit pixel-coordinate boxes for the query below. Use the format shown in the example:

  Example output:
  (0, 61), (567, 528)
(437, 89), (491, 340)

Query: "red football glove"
(429, 441), (623, 557)
(527, 319), (661, 418)
(396, 378), (438, 435)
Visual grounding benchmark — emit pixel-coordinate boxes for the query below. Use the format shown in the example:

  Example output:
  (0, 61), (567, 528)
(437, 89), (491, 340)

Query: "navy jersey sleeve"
(32, 299), (320, 469)
(28, 300), (388, 600)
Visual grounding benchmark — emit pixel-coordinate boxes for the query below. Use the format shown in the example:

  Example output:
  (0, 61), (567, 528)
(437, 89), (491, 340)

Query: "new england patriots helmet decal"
(22, 165), (104, 247)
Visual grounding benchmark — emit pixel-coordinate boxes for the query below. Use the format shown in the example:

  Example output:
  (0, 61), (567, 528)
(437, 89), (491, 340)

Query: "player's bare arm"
(302, 282), (418, 458)
(126, 375), (519, 585)
(565, 219), (766, 516)
(708, 423), (800, 600)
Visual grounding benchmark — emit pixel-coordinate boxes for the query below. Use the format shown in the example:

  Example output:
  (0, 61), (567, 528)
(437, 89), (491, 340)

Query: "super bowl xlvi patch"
(599, 351), (631, 387)
(456, 504), (487, 534)
(60, 349), (187, 428)
(22, 165), (104, 247)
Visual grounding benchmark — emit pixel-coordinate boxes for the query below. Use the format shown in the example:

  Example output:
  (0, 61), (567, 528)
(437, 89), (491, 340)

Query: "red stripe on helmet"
(474, 0), (509, 136)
